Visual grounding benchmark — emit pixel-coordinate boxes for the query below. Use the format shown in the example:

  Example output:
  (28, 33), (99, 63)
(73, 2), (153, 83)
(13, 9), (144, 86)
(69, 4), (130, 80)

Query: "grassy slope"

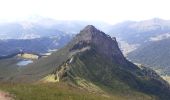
(0, 57), (20, 81)
(12, 38), (76, 82)
(0, 48), (156, 100)
(6, 47), (169, 100)
(0, 83), (155, 100)
(0, 83), (126, 100)
(45, 49), (158, 100)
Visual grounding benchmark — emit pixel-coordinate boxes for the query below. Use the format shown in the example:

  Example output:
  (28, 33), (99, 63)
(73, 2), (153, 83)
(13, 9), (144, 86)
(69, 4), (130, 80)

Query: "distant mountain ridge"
(0, 35), (72, 57)
(0, 18), (111, 40)
(128, 38), (170, 76)
(0, 22), (65, 39)
(108, 18), (170, 78)
(109, 18), (170, 44)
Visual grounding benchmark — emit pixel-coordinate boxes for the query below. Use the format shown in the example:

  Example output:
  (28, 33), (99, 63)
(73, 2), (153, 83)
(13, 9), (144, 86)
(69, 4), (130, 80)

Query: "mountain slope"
(128, 38), (170, 76)
(109, 18), (170, 79)
(12, 25), (170, 100)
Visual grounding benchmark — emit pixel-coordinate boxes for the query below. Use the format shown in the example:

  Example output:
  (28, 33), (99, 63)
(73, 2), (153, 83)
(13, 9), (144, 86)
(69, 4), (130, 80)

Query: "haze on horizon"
(0, 0), (170, 24)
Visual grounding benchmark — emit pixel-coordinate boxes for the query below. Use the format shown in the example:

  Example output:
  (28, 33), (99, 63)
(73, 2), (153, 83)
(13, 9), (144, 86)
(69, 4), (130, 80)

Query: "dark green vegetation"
(1, 25), (170, 100)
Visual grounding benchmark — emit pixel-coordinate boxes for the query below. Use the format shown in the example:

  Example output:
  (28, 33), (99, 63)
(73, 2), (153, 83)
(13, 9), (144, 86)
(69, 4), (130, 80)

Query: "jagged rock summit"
(71, 25), (128, 67)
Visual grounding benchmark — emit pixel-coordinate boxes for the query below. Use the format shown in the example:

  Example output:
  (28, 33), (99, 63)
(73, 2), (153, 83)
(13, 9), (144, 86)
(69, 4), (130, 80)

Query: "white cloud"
(0, 0), (170, 24)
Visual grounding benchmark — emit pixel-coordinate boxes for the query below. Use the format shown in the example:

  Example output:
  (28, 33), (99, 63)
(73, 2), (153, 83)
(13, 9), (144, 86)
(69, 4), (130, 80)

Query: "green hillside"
(0, 82), (155, 100)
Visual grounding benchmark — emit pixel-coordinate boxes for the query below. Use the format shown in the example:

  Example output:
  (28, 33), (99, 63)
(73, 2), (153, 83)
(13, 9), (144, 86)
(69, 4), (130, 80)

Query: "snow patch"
(17, 59), (33, 66)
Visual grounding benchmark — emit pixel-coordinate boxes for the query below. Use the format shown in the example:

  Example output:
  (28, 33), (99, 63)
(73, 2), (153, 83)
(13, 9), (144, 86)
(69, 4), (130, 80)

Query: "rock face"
(71, 25), (128, 66)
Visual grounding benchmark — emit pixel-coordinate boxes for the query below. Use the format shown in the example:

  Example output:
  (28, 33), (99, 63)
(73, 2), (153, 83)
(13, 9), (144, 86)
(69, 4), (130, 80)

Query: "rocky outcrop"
(70, 25), (128, 66)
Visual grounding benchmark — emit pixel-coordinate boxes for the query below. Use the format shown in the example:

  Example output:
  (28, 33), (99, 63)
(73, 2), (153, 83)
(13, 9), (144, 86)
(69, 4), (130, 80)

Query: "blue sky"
(0, 0), (169, 24)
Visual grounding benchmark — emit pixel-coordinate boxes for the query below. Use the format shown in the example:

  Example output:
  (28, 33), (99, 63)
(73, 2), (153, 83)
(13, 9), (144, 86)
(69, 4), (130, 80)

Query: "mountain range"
(0, 25), (170, 100)
(1, 18), (170, 79)
(0, 18), (111, 39)
(0, 18), (111, 57)
(1, 18), (170, 99)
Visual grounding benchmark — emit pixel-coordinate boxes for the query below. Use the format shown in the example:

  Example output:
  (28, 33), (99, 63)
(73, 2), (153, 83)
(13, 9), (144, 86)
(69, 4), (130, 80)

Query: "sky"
(0, 0), (170, 24)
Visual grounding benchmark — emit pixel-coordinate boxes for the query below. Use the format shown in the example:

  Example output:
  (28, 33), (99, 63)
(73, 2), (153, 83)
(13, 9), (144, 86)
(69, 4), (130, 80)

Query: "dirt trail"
(0, 91), (13, 100)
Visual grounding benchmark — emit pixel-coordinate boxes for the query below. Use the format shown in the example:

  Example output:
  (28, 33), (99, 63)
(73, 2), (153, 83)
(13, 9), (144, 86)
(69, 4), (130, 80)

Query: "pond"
(17, 60), (33, 66)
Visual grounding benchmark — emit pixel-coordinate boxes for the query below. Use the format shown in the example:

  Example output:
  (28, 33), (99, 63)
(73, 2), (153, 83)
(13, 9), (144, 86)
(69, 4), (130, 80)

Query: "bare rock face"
(71, 25), (127, 66)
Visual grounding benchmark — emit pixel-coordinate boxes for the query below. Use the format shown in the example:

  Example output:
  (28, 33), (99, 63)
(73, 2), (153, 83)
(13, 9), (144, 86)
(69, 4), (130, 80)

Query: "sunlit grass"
(0, 83), (114, 100)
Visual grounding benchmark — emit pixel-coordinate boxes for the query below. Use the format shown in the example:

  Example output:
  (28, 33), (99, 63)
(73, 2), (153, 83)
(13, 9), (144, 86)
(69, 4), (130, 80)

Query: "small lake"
(17, 60), (33, 66)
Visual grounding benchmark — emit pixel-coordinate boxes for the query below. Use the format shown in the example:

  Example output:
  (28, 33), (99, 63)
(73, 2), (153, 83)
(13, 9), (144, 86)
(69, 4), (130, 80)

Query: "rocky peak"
(75, 25), (115, 43)
(71, 25), (127, 66)
(74, 25), (106, 42)
(81, 25), (97, 33)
